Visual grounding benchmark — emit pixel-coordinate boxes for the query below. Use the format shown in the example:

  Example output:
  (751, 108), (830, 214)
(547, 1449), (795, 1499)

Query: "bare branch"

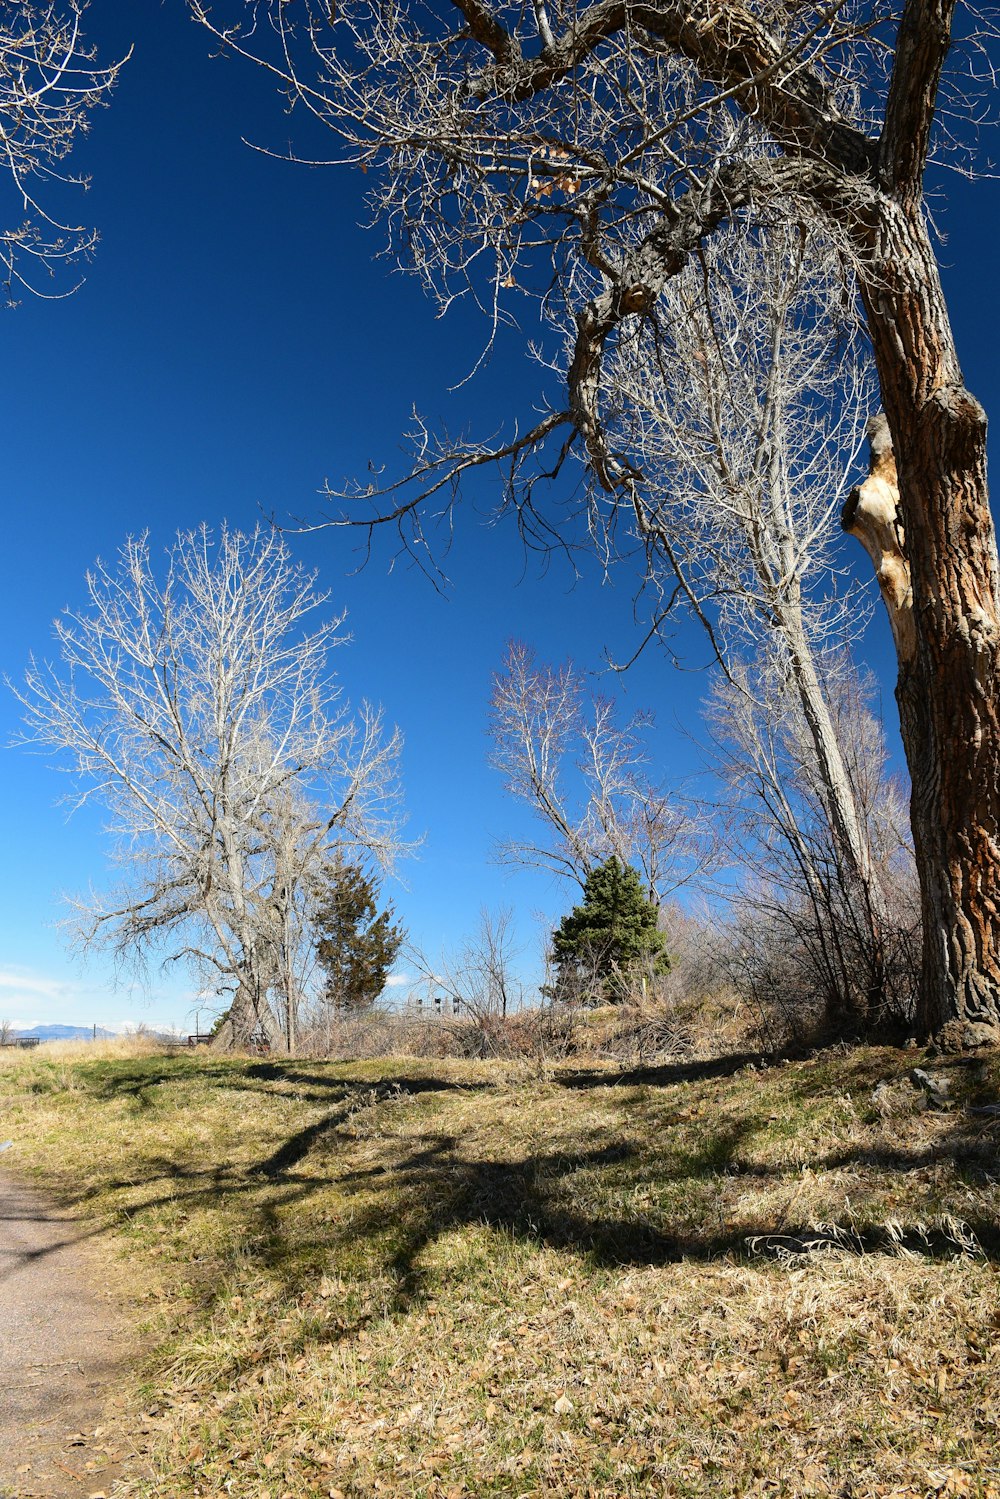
(0, 2), (127, 302)
(489, 639), (706, 901)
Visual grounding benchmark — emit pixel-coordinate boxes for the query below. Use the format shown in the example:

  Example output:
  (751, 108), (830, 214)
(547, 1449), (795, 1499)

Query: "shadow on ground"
(23, 1049), (992, 1333)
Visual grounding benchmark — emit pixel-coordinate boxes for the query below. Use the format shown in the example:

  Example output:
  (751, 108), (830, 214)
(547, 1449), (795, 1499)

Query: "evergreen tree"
(550, 857), (669, 1004)
(313, 861), (404, 1012)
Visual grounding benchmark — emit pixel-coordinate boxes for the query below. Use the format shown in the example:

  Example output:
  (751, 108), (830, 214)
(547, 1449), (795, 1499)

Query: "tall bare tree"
(706, 652), (919, 1037)
(600, 219), (908, 1024)
(192, 0), (1000, 1045)
(1, 2), (124, 301)
(12, 525), (407, 1050)
(489, 639), (700, 901)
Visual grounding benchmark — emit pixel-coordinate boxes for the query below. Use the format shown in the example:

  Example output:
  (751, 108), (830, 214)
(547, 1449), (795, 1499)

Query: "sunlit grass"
(2, 1042), (999, 1496)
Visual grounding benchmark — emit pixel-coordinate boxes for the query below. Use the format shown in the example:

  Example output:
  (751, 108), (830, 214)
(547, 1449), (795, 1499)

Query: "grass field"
(2, 1040), (999, 1497)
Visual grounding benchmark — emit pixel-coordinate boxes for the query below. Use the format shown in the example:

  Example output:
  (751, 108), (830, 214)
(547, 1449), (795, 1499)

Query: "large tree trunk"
(211, 979), (287, 1052)
(854, 208), (1000, 1047)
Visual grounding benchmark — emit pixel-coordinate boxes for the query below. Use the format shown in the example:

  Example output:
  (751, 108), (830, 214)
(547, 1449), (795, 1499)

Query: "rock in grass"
(909, 1067), (951, 1109)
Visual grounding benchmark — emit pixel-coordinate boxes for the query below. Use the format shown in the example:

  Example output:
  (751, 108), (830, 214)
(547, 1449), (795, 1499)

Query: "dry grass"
(1, 1040), (999, 1497)
(0, 1032), (168, 1063)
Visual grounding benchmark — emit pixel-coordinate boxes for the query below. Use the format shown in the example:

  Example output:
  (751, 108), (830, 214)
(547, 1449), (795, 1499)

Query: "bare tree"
(191, 0), (1000, 1046)
(489, 640), (701, 901)
(11, 525), (407, 1051)
(598, 220), (910, 1024)
(407, 907), (532, 1056)
(418, 906), (525, 1021)
(1, 2), (125, 302)
(706, 652), (920, 1038)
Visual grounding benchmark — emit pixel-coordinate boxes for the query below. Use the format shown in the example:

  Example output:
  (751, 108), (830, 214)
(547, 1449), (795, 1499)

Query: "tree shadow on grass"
(72, 1056), (499, 1113)
(553, 1051), (773, 1092)
(250, 1116), (1000, 1310)
(22, 1057), (1000, 1351)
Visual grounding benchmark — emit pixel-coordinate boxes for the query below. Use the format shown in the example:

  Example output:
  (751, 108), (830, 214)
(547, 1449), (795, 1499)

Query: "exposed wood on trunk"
(842, 415), (916, 667)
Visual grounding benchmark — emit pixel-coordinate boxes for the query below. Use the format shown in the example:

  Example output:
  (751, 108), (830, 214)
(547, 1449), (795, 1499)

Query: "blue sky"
(1, 2), (998, 1034)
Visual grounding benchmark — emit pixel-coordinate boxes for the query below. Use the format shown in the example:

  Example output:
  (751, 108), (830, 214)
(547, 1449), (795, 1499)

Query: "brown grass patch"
(1, 1043), (998, 1496)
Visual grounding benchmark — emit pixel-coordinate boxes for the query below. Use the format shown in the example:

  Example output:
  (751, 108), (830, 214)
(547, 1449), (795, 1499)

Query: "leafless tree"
(601, 222), (871, 660)
(424, 907), (525, 1019)
(11, 525), (407, 1051)
(706, 651), (920, 1037)
(406, 907), (530, 1055)
(1, 2), (124, 302)
(489, 639), (702, 901)
(599, 219), (911, 1026)
(191, 0), (1000, 1046)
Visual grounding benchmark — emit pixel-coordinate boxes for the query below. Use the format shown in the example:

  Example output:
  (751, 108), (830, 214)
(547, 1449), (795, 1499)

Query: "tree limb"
(881, 0), (956, 204)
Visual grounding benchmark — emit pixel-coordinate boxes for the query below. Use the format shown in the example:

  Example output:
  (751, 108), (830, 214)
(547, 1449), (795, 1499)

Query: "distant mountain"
(13, 1025), (118, 1042)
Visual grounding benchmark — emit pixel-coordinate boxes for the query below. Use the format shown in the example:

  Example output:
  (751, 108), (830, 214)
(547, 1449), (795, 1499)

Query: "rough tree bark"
(834, 0), (1000, 1044)
(848, 231), (1000, 1046)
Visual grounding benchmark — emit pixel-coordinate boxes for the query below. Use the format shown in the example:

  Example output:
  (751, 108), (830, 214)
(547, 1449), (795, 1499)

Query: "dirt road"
(0, 1171), (133, 1499)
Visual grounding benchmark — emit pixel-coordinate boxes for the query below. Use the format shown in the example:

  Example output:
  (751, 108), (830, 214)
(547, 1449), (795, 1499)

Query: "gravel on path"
(0, 1171), (134, 1499)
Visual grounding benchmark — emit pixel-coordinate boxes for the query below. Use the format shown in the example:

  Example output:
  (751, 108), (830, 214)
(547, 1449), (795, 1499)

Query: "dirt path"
(0, 1171), (135, 1499)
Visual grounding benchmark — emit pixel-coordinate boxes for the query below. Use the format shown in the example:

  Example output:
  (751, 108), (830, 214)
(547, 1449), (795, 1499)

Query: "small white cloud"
(383, 972), (414, 988)
(0, 969), (67, 1000)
